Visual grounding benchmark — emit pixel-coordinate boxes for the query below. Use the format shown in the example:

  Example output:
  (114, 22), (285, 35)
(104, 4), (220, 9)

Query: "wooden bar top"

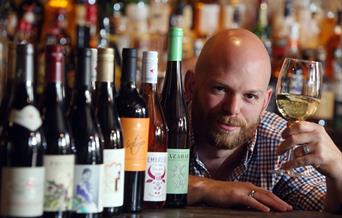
(116, 206), (341, 218)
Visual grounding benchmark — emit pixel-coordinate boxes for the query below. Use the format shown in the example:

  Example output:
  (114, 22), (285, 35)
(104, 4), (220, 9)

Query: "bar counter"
(115, 207), (341, 218)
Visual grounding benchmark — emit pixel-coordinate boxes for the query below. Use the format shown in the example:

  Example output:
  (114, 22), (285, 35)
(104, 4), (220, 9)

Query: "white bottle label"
(143, 152), (168, 202)
(73, 164), (104, 213)
(1, 167), (45, 217)
(43, 155), (75, 212)
(103, 149), (125, 207)
(9, 105), (42, 131)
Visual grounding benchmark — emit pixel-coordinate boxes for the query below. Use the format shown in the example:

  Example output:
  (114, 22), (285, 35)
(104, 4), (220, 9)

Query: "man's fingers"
(243, 195), (270, 212)
(282, 154), (322, 170)
(277, 133), (314, 155)
(253, 190), (292, 212)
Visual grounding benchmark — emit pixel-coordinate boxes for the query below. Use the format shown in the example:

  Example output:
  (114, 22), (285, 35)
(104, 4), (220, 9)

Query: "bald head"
(195, 29), (271, 87)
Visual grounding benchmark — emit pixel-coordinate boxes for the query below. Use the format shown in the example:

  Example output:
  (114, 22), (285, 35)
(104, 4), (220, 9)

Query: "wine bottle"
(69, 48), (104, 218)
(161, 27), (189, 208)
(41, 45), (75, 218)
(0, 43), (45, 217)
(141, 51), (168, 209)
(116, 48), (149, 213)
(95, 48), (125, 216)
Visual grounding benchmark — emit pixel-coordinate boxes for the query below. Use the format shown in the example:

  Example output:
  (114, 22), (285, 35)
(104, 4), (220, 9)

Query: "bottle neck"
(12, 81), (35, 108)
(16, 52), (34, 84)
(142, 82), (157, 94)
(45, 82), (65, 103)
(96, 81), (114, 101)
(73, 87), (93, 106)
(121, 63), (137, 85)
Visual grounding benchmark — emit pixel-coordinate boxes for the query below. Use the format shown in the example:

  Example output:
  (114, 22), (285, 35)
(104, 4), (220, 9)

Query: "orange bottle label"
(121, 118), (149, 171)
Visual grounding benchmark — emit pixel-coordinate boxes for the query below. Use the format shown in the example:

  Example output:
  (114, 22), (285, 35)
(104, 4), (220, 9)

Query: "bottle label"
(9, 105), (42, 131)
(43, 155), (75, 212)
(166, 149), (190, 194)
(73, 164), (104, 213)
(103, 149), (125, 207)
(120, 118), (149, 171)
(143, 152), (168, 202)
(0, 167), (45, 217)
(142, 59), (158, 84)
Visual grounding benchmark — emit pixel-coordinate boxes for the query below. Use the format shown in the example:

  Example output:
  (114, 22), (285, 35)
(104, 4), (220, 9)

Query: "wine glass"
(273, 57), (323, 177)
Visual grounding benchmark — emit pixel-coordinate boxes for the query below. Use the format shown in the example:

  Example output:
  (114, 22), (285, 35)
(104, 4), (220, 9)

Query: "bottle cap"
(168, 27), (183, 37)
(142, 51), (158, 84)
(122, 48), (137, 59)
(97, 48), (115, 82)
(168, 27), (183, 61)
(121, 48), (137, 83)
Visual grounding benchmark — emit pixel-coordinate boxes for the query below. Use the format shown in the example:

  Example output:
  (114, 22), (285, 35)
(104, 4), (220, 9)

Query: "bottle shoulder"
(117, 88), (148, 118)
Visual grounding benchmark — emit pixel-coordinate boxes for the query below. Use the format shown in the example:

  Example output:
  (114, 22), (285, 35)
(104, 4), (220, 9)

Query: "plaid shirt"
(189, 110), (326, 211)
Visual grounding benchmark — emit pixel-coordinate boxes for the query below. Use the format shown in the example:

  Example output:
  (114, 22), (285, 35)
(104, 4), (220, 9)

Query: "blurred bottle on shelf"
(0, 0), (17, 41)
(334, 49), (342, 131)
(98, 0), (127, 91)
(15, 0), (44, 44)
(37, 0), (74, 105)
(75, 0), (97, 48)
(297, 0), (321, 50)
(221, 0), (245, 30)
(68, 48), (104, 218)
(326, 10), (342, 80)
(41, 44), (75, 218)
(0, 43), (46, 218)
(312, 47), (335, 129)
(193, 0), (220, 39)
(253, 0), (272, 56)
(170, 0), (195, 60)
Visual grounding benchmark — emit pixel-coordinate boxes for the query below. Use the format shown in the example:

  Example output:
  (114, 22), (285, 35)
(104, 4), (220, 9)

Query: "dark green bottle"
(161, 27), (189, 208)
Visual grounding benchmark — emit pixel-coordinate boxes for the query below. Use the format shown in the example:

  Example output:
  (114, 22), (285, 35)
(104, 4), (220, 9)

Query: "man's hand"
(277, 121), (342, 180)
(277, 121), (342, 213)
(188, 175), (292, 212)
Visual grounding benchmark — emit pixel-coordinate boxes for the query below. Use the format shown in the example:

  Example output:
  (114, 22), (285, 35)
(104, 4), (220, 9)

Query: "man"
(185, 28), (342, 213)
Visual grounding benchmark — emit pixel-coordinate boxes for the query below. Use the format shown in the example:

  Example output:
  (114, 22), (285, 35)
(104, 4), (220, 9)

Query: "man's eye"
(245, 94), (258, 100)
(212, 86), (225, 93)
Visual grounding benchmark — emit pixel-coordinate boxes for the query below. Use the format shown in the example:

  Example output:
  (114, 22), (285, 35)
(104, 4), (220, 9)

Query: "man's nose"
(222, 95), (241, 115)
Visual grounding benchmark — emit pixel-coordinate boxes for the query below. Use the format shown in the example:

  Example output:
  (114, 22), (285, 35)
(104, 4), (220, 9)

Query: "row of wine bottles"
(0, 27), (190, 218)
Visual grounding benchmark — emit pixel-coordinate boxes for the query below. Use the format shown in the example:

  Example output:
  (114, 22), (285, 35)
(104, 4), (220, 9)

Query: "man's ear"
(184, 70), (195, 102)
(262, 87), (273, 113)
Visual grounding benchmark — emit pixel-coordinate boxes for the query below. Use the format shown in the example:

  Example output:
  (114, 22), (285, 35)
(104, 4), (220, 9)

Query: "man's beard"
(208, 114), (259, 150)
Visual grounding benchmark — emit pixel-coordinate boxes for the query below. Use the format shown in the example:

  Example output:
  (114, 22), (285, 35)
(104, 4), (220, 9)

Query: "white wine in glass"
(276, 94), (320, 121)
(272, 57), (323, 177)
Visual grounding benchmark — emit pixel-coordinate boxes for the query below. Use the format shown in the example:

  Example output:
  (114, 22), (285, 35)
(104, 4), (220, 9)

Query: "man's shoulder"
(257, 111), (287, 140)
